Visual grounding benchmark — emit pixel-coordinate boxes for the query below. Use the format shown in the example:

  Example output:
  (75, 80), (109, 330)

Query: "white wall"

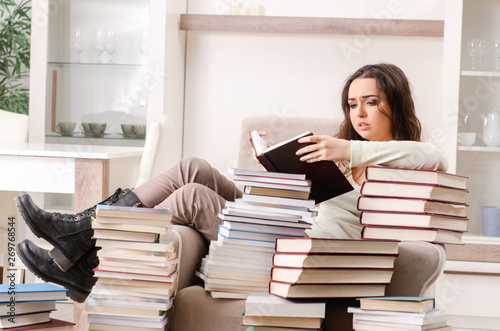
(183, 0), (447, 175)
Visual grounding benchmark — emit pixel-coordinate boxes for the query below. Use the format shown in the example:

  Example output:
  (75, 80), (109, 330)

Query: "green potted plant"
(0, 0), (31, 115)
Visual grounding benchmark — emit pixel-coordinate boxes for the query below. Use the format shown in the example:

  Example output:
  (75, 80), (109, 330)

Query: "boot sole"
(15, 243), (91, 303)
(14, 196), (75, 271)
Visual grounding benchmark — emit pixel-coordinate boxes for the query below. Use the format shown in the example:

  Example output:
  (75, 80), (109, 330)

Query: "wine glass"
(467, 39), (481, 70)
(478, 39), (488, 70)
(73, 28), (83, 63)
(92, 28), (105, 63)
(494, 40), (500, 71)
(105, 28), (116, 63)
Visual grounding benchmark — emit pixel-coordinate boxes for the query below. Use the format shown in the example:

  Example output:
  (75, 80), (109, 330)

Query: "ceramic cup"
(80, 123), (92, 134)
(121, 124), (134, 135)
(457, 132), (476, 146)
(132, 124), (146, 135)
(57, 122), (76, 135)
(481, 206), (500, 237)
(89, 123), (107, 134)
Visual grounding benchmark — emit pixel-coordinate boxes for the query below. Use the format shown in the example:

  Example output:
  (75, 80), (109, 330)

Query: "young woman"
(296, 63), (448, 238)
(15, 63), (447, 302)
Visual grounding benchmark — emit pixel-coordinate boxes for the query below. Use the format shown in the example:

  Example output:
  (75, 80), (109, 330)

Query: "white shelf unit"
(29, 0), (186, 165)
(438, 1), (500, 329)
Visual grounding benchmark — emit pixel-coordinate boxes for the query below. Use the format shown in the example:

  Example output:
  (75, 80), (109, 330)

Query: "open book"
(249, 130), (353, 203)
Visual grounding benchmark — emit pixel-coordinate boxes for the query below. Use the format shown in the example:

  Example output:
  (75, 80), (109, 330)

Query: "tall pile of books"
(242, 294), (326, 331)
(0, 283), (75, 330)
(357, 166), (469, 244)
(269, 237), (399, 299)
(349, 296), (451, 331)
(197, 168), (316, 299)
(86, 205), (177, 331)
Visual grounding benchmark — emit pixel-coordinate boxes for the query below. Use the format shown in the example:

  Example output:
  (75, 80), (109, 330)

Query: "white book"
(210, 237), (274, 254)
(209, 241), (274, 262)
(197, 271), (269, 287)
(348, 307), (447, 326)
(218, 213), (312, 229)
(221, 220), (306, 236)
(226, 200), (318, 218)
(199, 266), (270, 282)
(87, 297), (172, 311)
(241, 193), (316, 209)
(352, 320), (448, 331)
(221, 207), (302, 222)
(219, 225), (304, 243)
(217, 234), (277, 248)
(245, 294), (326, 318)
(228, 167), (306, 180)
(210, 291), (249, 299)
(205, 254), (272, 268)
(86, 311), (167, 322)
(233, 175), (311, 186)
(94, 239), (174, 252)
(87, 315), (168, 329)
(201, 258), (271, 275)
(233, 179), (311, 192)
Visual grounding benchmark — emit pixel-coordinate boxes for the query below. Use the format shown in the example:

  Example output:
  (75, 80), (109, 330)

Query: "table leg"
(73, 158), (110, 331)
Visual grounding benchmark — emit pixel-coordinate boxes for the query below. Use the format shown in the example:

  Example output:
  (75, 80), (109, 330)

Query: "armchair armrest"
(171, 225), (208, 291)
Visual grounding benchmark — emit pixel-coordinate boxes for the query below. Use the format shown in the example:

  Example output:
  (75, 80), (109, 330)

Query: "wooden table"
(0, 142), (143, 330)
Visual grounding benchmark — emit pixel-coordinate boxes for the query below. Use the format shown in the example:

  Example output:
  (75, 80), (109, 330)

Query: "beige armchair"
(169, 115), (447, 331)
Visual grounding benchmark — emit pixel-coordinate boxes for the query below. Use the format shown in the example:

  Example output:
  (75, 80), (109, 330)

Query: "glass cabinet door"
(45, 0), (150, 142)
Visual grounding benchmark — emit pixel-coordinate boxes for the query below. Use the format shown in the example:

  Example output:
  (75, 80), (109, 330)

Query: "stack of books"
(357, 166), (469, 244)
(242, 294), (326, 331)
(197, 168), (316, 299)
(0, 283), (74, 330)
(269, 237), (400, 299)
(86, 205), (177, 331)
(349, 296), (451, 331)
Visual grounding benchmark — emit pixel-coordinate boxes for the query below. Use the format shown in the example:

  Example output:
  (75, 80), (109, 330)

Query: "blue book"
(0, 283), (67, 303)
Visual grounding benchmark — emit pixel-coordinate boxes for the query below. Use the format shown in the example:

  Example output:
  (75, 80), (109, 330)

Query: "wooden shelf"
(458, 146), (500, 152)
(461, 70), (500, 77)
(180, 14), (444, 37)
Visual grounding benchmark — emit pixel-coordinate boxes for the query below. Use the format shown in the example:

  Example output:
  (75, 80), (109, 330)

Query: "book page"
(249, 130), (268, 155)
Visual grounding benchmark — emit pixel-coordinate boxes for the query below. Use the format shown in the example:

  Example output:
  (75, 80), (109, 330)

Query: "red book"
(360, 180), (468, 204)
(271, 266), (395, 284)
(357, 196), (468, 218)
(364, 166), (468, 190)
(269, 280), (387, 299)
(249, 131), (353, 203)
(274, 237), (400, 255)
(272, 252), (397, 269)
(361, 225), (463, 244)
(360, 211), (468, 232)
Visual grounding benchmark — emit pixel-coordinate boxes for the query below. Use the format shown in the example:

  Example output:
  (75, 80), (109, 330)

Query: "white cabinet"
(29, 0), (186, 165)
(440, 3), (500, 329)
(443, 0), (500, 236)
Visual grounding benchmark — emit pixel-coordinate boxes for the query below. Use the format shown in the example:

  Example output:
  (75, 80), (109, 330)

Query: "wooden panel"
(445, 243), (500, 263)
(74, 158), (110, 212)
(74, 158), (110, 331)
(179, 14), (444, 37)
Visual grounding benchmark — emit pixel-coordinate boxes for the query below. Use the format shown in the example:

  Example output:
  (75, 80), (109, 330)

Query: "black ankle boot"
(14, 188), (141, 272)
(16, 239), (99, 303)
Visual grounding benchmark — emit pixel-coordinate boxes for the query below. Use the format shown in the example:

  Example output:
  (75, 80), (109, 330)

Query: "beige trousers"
(133, 157), (242, 241)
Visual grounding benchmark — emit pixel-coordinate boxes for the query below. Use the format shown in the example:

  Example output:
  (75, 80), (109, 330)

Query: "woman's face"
(348, 77), (393, 141)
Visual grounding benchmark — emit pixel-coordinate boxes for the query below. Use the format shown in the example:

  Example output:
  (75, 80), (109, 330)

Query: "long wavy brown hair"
(337, 63), (422, 142)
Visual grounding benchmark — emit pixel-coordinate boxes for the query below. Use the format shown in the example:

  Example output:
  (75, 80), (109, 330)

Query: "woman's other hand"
(296, 135), (351, 163)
